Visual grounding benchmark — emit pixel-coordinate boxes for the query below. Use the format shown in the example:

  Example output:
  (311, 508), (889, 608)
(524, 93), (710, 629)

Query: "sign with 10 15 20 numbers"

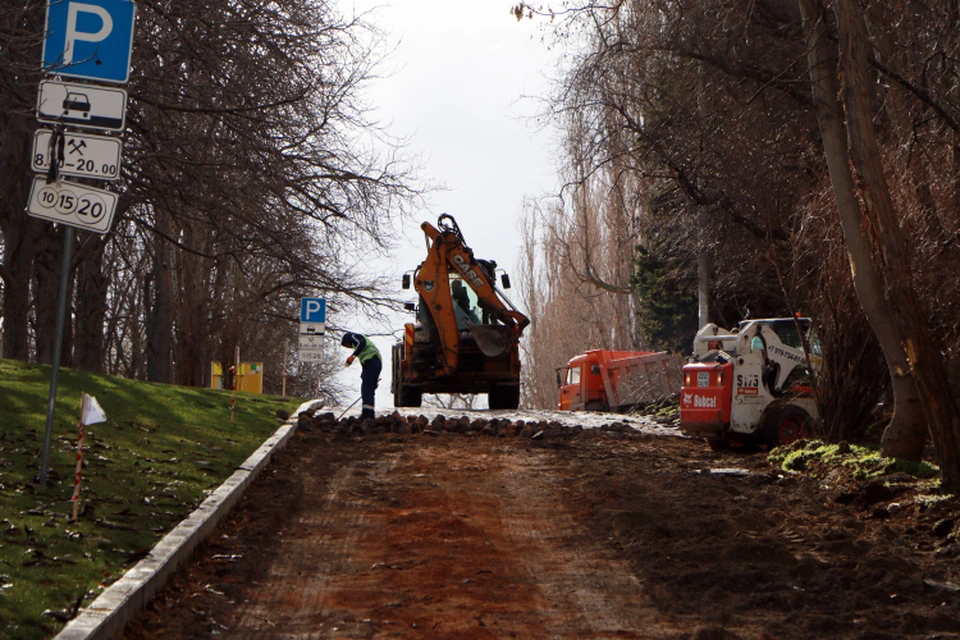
(26, 176), (118, 234)
(298, 298), (326, 362)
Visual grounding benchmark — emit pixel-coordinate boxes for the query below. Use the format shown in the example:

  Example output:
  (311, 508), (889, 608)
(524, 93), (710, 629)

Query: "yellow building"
(210, 362), (263, 394)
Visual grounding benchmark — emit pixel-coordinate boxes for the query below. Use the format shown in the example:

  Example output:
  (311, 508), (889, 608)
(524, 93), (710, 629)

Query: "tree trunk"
(836, 0), (960, 492)
(697, 248), (710, 329)
(175, 222), (209, 387)
(797, 0), (928, 460)
(33, 225), (74, 367)
(0, 193), (36, 361)
(146, 212), (173, 383)
(0, 6), (42, 363)
(74, 235), (108, 373)
(0, 110), (38, 361)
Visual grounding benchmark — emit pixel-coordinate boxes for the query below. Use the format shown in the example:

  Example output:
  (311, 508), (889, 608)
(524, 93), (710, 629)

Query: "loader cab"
(738, 318), (819, 384)
(739, 318), (821, 357)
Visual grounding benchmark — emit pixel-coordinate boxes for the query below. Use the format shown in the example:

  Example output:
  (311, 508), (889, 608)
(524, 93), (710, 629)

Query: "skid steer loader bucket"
(467, 323), (512, 357)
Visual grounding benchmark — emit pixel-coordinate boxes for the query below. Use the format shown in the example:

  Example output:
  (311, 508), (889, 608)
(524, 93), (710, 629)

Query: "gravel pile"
(298, 408), (587, 438)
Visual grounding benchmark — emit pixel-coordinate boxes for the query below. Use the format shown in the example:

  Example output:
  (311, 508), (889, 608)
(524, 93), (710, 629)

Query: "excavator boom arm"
(415, 218), (529, 376)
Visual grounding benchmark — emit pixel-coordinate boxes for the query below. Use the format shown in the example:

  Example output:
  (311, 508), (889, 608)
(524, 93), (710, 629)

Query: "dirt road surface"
(120, 412), (960, 639)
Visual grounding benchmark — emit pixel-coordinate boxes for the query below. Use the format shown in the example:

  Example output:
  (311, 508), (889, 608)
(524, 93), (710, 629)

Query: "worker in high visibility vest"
(342, 332), (382, 419)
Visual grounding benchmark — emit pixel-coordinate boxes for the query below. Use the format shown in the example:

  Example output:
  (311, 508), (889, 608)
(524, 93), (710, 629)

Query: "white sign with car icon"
(36, 80), (127, 132)
(62, 92), (92, 119)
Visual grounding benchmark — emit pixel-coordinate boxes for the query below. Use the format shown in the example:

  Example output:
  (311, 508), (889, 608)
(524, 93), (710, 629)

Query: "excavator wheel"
(394, 385), (422, 408)
(762, 405), (814, 449)
(488, 384), (520, 410)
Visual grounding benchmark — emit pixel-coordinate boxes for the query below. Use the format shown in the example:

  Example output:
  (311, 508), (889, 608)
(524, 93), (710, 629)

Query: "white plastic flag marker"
(81, 393), (107, 426)
(72, 393), (107, 521)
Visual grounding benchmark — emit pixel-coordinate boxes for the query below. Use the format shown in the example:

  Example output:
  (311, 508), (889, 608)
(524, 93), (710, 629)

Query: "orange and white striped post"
(71, 396), (87, 522)
(71, 393), (107, 522)
(230, 346), (240, 423)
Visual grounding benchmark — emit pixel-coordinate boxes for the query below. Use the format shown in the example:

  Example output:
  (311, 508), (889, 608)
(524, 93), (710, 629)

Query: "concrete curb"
(55, 419), (298, 640)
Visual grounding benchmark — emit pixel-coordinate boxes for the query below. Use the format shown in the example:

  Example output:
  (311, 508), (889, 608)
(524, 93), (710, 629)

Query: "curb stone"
(55, 417), (300, 640)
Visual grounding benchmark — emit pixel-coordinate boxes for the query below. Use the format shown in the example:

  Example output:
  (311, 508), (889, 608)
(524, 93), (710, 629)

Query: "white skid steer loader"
(680, 318), (821, 449)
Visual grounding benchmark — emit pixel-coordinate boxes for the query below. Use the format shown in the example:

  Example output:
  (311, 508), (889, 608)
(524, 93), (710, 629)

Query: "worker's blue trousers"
(360, 357), (382, 419)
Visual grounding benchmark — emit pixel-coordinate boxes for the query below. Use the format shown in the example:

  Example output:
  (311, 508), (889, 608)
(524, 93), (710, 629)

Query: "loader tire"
(762, 405), (814, 448)
(706, 437), (729, 451)
(488, 384), (520, 410)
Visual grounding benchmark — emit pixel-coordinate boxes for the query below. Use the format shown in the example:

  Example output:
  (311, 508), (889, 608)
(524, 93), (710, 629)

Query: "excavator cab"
(451, 278), (481, 328)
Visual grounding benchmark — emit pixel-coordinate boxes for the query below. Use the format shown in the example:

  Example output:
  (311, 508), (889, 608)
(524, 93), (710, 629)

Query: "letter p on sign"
(65, 3), (113, 64)
(43, 0), (137, 84)
(300, 298), (326, 323)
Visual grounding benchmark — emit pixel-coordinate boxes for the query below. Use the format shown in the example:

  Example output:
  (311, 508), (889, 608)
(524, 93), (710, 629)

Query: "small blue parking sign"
(42, 0), (137, 84)
(300, 298), (326, 323)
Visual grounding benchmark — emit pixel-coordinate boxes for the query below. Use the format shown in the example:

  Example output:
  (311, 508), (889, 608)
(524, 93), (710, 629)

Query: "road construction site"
(113, 408), (960, 639)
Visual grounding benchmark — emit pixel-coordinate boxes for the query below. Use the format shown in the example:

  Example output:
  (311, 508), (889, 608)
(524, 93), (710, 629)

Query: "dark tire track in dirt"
(120, 415), (960, 639)
(136, 436), (672, 638)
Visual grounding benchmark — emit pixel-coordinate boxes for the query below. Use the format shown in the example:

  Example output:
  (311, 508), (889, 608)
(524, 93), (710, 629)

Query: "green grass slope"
(0, 359), (302, 639)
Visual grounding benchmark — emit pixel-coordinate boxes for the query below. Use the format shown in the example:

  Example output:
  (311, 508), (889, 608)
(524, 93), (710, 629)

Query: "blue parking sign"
(300, 298), (326, 323)
(42, 0), (137, 84)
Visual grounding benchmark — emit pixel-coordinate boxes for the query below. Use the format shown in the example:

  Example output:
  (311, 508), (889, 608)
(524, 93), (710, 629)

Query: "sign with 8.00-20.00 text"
(42, 0), (137, 84)
(298, 333), (324, 363)
(26, 176), (117, 233)
(32, 130), (122, 181)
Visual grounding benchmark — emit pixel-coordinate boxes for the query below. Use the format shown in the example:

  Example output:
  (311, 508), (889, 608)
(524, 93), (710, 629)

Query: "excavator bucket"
(467, 323), (512, 358)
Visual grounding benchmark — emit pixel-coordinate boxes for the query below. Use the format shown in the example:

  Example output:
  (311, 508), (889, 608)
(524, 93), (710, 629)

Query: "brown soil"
(120, 413), (960, 639)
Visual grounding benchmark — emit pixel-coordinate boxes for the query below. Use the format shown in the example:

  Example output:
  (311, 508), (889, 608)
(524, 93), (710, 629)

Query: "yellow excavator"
(391, 214), (530, 409)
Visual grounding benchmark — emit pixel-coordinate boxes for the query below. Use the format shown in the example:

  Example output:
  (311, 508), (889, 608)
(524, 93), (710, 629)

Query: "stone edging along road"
(54, 415), (302, 640)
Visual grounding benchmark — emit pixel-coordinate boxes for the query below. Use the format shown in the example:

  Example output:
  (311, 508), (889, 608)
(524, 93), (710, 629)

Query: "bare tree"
(0, 1), (45, 361)
(799, 0), (960, 489)
(0, 0), (420, 403)
(519, 0), (960, 487)
(517, 0), (823, 406)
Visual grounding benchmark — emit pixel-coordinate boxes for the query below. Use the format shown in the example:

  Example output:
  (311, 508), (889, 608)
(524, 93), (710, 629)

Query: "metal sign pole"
(34, 0), (137, 484)
(39, 226), (75, 485)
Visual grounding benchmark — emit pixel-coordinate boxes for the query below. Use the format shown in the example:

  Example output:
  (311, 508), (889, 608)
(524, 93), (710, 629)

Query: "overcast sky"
(336, 1), (563, 407)
(353, 0), (561, 281)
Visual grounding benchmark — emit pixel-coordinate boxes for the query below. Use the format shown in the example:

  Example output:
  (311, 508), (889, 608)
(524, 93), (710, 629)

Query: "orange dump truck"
(557, 349), (683, 412)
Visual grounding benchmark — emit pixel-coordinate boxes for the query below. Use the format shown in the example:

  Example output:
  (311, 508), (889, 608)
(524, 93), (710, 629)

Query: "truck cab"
(557, 352), (604, 411)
